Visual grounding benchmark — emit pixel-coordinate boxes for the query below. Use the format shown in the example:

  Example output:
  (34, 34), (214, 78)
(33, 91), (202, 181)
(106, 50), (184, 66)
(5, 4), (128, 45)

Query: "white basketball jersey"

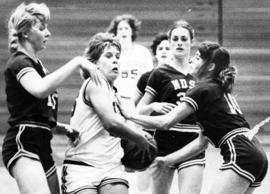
(65, 78), (124, 168)
(114, 44), (153, 100)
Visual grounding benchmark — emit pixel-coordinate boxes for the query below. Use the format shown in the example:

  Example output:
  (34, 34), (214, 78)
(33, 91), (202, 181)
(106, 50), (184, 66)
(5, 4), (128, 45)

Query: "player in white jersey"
(107, 14), (153, 105)
(62, 33), (154, 194)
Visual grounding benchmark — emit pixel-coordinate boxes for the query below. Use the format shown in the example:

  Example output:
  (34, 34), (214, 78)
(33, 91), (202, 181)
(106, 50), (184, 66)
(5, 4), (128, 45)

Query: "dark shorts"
(154, 130), (206, 170)
(220, 134), (268, 187)
(2, 124), (56, 178)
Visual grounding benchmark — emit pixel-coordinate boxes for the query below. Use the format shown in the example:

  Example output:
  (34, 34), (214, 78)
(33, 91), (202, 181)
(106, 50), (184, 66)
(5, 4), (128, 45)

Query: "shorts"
(220, 132), (268, 187)
(2, 124), (56, 178)
(154, 130), (206, 170)
(61, 160), (129, 194)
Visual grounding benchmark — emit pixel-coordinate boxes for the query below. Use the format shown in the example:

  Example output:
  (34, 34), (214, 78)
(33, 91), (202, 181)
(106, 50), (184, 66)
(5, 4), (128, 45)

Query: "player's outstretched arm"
(86, 79), (151, 151)
(122, 102), (194, 130)
(19, 56), (101, 99)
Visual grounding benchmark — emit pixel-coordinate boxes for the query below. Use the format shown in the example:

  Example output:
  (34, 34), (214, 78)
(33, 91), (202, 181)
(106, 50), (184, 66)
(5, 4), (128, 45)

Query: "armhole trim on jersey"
(182, 96), (198, 111)
(83, 79), (94, 107)
(145, 86), (157, 98)
(16, 67), (36, 81)
(82, 78), (111, 107)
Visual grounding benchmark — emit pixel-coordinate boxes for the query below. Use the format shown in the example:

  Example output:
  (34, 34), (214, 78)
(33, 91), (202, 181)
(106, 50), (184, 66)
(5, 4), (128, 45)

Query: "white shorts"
(61, 161), (129, 194)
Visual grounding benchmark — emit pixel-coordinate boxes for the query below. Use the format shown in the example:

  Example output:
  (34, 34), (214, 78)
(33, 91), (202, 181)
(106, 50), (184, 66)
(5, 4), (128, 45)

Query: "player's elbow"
(198, 136), (209, 150)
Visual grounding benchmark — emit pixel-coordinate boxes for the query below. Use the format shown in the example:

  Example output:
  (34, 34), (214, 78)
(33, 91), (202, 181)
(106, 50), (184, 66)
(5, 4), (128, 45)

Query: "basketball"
(121, 136), (157, 171)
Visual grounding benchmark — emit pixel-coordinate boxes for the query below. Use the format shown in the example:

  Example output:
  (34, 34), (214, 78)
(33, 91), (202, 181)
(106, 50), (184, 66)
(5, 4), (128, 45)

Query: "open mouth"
(112, 67), (119, 73)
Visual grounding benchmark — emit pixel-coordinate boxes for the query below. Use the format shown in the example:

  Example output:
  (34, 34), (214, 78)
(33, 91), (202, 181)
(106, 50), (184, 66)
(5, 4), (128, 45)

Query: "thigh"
(135, 169), (152, 192)
(152, 167), (175, 194)
(178, 165), (204, 194)
(12, 157), (51, 194)
(47, 170), (60, 194)
(210, 169), (250, 194)
(99, 183), (128, 194)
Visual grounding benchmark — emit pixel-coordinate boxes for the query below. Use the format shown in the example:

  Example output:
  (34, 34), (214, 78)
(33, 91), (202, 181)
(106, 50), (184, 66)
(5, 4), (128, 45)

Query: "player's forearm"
(128, 113), (169, 129)
(105, 116), (145, 144)
(40, 57), (82, 97)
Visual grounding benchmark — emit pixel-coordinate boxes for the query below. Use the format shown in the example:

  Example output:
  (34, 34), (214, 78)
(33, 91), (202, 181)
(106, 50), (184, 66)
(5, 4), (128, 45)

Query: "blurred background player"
(122, 41), (269, 194)
(107, 14), (153, 107)
(133, 32), (173, 105)
(2, 2), (100, 194)
(62, 33), (154, 194)
(135, 20), (206, 194)
(133, 32), (175, 192)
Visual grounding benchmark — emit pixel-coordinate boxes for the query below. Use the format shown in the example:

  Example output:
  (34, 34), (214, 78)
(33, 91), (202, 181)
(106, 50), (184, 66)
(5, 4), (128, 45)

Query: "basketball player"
(61, 33), (154, 194)
(122, 41), (269, 194)
(2, 2), (100, 194)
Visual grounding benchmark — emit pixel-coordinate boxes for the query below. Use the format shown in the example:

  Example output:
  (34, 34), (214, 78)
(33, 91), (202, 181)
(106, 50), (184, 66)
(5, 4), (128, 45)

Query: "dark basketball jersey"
(182, 80), (250, 147)
(145, 64), (196, 124)
(4, 51), (58, 128)
(136, 70), (152, 96)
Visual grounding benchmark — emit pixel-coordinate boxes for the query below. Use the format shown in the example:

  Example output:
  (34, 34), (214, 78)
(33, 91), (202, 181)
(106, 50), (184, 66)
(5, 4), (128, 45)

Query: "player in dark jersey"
(2, 2), (100, 194)
(135, 21), (206, 194)
(133, 33), (175, 192)
(122, 41), (268, 194)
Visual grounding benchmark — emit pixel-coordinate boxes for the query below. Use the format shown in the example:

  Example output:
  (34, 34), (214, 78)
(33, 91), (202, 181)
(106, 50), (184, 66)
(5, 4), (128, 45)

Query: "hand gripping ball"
(121, 136), (157, 171)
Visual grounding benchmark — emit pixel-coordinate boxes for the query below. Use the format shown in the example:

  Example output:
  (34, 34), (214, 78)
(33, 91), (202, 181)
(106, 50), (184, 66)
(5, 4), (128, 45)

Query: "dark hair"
(150, 33), (168, 56)
(167, 20), (194, 41)
(82, 32), (121, 79)
(106, 14), (141, 42)
(197, 41), (237, 93)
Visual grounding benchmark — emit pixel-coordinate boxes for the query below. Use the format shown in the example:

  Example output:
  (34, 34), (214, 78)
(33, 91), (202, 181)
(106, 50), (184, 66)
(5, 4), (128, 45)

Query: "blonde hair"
(8, 2), (50, 53)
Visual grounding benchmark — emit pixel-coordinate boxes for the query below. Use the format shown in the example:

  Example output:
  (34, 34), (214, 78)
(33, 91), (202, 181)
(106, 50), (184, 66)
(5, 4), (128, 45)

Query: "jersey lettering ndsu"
(4, 51), (58, 128)
(145, 64), (196, 124)
(182, 80), (250, 147)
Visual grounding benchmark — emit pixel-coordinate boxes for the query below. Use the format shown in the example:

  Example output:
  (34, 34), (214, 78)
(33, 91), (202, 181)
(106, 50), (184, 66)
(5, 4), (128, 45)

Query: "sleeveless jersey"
(182, 80), (250, 147)
(114, 44), (153, 99)
(65, 78), (124, 168)
(4, 51), (58, 128)
(145, 64), (197, 127)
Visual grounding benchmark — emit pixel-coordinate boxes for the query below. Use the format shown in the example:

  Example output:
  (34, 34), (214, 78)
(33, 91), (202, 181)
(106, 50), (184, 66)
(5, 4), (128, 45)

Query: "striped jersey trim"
(218, 128), (249, 147)
(46, 165), (57, 178)
(220, 138), (256, 183)
(145, 86), (157, 98)
(169, 123), (201, 133)
(99, 178), (129, 188)
(16, 67), (35, 81)
(7, 125), (40, 170)
(177, 157), (206, 171)
(135, 87), (143, 97)
(15, 123), (51, 131)
(182, 97), (198, 111)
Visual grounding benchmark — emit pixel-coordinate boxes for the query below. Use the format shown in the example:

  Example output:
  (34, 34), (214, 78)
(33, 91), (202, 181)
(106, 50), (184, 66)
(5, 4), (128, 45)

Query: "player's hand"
(65, 127), (80, 147)
(152, 102), (176, 114)
(77, 56), (102, 85)
(149, 156), (171, 179)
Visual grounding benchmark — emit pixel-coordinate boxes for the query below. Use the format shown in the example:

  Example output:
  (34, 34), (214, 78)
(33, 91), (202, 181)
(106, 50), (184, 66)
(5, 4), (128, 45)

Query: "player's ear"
(208, 63), (215, 71)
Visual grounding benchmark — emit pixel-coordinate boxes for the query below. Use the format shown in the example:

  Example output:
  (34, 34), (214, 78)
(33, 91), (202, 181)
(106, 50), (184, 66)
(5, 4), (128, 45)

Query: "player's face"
(97, 45), (120, 83)
(169, 27), (191, 59)
(189, 50), (205, 75)
(116, 20), (132, 41)
(155, 40), (172, 66)
(27, 19), (51, 52)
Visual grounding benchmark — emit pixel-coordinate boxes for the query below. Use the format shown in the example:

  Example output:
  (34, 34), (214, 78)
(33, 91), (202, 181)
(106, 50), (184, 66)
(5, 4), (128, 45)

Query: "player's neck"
(120, 38), (133, 51)
(171, 57), (190, 75)
(18, 45), (38, 63)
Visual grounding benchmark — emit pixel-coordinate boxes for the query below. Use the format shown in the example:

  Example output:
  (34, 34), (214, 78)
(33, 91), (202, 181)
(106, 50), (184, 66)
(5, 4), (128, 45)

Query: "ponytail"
(7, 2), (50, 53)
(217, 66), (237, 93)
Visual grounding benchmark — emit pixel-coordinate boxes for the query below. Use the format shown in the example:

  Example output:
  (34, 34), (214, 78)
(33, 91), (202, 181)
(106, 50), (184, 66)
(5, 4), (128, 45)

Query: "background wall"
(0, 0), (270, 134)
